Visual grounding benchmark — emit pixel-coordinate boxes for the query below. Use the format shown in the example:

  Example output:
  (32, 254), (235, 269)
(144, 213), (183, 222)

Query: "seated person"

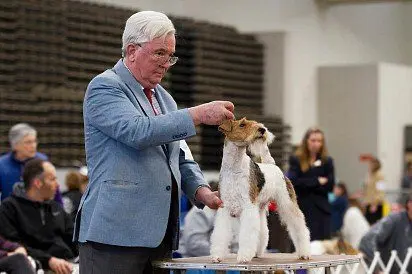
(0, 123), (63, 204)
(0, 234), (35, 274)
(179, 181), (239, 257)
(359, 195), (412, 274)
(340, 198), (370, 248)
(330, 182), (348, 235)
(62, 166), (88, 223)
(0, 159), (78, 274)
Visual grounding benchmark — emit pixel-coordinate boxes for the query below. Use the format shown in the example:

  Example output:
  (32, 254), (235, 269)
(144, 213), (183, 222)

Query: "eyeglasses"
(22, 139), (37, 145)
(137, 43), (179, 66)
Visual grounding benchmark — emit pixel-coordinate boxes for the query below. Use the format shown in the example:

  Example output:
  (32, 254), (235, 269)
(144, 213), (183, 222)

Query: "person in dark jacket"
(0, 159), (77, 274)
(0, 234), (35, 274)
(359, 195), (412, 274)
(62, 166), (88, 223)
(331, 182), (349, 234)
(0, 123), (63, 204)
(288, 127), (335, 241)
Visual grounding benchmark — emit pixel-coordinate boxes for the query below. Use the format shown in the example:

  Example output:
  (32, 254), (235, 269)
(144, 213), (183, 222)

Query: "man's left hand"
(195, 187), (223, 209)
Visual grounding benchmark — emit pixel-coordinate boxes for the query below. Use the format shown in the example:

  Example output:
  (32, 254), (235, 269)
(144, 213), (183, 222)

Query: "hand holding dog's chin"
(196, 188), (223, 209)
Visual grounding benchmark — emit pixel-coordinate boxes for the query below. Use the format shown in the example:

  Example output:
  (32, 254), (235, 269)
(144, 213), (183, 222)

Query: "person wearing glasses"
(76, 11), (235, 273)
(0, 123), (63, 204)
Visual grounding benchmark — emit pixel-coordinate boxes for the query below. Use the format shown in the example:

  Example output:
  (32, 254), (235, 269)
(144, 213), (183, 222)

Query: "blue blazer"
(74, 59), (208, 247)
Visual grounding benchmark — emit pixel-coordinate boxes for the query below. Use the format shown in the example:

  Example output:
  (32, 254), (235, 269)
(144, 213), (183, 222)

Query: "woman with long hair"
(287, 127), (335, 241)
(363, 157), (385, 225)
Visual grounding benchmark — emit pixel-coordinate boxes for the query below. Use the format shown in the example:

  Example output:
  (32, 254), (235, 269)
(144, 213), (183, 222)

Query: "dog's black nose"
(258, 128), (266, 134)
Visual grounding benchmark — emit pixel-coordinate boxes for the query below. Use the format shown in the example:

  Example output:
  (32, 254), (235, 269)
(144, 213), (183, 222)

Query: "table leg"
(325, 266), (332, 274)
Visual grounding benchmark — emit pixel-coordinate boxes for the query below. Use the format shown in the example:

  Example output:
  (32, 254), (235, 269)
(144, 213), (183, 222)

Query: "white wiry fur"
(210, 123), (310, 263)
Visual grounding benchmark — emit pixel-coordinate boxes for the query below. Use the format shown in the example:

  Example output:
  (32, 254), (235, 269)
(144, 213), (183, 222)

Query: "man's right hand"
(49, 257), (73, 274)
(189, 101), (234, 125)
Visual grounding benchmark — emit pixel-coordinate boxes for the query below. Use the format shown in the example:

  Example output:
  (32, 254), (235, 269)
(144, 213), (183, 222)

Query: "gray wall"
(318, 64), (378, 192)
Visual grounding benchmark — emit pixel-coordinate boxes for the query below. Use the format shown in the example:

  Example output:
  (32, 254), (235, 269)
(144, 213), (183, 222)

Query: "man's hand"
(7, 246), (27, 256)
(49, 257), (73, 274)
(195, 187), (223, 209)
(189, 101), (234, 126)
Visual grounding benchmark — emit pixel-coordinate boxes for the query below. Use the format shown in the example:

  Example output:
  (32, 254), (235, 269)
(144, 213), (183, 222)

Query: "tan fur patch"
(249, 160), (265, 203)
(285, 176), (297, 204)
(337, 238), (359, 255)
(321, 239), (359, 255)
(220, 118), (263, 143)
(249, 181), (259, 203)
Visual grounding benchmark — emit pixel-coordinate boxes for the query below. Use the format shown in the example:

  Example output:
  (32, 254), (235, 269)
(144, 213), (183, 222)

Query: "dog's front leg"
(210, 207), (232, 263)
(237, 203), (260, 263)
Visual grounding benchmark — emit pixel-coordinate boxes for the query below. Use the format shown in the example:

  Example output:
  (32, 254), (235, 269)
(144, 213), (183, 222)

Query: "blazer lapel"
(112, 59), (156, 117)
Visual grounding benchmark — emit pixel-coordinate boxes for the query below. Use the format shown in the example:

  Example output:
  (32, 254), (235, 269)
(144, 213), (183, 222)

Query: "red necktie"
(143, 88), (157, 115)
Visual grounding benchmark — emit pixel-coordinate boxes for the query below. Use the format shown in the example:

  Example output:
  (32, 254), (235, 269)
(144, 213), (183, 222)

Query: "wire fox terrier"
(210, 118), (311, 263)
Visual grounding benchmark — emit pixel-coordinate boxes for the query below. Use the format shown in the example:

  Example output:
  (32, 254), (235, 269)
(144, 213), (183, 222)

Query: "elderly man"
(0, 159), (77, 274)
(0, 123), (63, 203)
(0, 123), (48, 200)
(75, 10), (234, 273)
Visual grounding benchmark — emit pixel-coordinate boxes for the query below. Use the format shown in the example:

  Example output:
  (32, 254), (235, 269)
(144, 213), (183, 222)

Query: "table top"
(153, 253), (361, 271)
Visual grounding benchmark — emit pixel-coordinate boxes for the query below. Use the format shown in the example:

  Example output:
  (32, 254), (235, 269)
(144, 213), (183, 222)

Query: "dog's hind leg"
(274, 184), (311, 259)
(256, 208), (269, 257)
(210, 208), (232, 263)
(237, 203), (260, 263)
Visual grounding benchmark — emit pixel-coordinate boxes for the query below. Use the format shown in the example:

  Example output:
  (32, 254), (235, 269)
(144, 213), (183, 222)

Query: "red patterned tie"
(143, 88), (157, 115)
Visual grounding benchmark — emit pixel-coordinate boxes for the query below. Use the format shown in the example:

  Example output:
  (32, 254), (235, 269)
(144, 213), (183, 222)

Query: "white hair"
(122, 11), (176, 57)
(9, 123), (37, 149)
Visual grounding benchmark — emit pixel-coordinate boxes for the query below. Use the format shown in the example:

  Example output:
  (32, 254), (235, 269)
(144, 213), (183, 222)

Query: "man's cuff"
(193, 184), (211, 202)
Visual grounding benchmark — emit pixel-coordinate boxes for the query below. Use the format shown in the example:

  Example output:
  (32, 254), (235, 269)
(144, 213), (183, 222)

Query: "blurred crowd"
(0, 123), (86, 273)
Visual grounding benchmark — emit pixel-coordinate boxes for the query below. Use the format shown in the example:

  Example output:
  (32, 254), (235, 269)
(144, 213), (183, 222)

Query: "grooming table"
(153, 253), (361, 273)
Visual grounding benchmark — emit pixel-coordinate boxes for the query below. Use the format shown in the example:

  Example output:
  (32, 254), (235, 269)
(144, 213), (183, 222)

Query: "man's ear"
(126, 44), (137, 61)
(218, 120), (233, 133)
(32, 178), (42, 189)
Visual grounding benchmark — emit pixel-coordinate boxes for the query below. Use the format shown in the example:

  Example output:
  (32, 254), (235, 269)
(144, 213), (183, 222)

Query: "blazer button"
(166, 186), (171, 191)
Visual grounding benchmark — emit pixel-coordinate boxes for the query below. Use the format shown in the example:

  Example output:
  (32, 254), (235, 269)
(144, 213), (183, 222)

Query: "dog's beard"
(247, 131), (275, 162)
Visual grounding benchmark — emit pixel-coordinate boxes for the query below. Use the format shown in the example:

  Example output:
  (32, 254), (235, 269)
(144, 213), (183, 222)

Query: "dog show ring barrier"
(153, 253), (361, 273)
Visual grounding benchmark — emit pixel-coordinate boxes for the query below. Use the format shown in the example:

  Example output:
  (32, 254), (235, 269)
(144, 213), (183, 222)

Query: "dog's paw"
(298, 255), (310, 260)
(237, 253), (253, 263)
(255, 251), (265, 258)
(211, 256), (222, 263)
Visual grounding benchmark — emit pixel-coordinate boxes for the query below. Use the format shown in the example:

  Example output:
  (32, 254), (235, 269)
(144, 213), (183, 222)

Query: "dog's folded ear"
(218, 120), (233, 133)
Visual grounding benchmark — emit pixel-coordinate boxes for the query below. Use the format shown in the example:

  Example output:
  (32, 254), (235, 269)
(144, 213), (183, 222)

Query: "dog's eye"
(239, 123), (245, 128)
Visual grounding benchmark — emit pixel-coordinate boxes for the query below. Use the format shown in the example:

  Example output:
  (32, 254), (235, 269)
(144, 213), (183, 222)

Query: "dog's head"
(218, 118), (274, 146)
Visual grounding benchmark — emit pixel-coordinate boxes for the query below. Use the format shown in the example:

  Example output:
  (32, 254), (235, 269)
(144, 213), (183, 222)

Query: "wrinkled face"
(127, 34), (176, 87)
(218, 118), (268, 146)
(307, 132), (323, 154)
(38, 162), (58, 201)
(14, 134), (37, 159)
